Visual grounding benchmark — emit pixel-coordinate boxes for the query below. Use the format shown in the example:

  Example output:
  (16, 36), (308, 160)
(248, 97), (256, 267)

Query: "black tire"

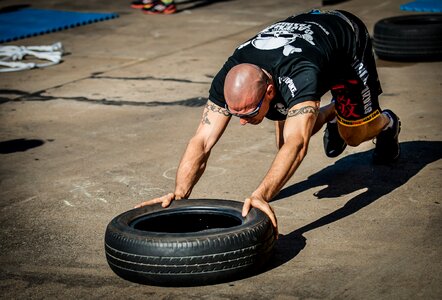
(104, 199), (276, 286)
(373, 14), (442, 61)
(322, 0), (348, 5)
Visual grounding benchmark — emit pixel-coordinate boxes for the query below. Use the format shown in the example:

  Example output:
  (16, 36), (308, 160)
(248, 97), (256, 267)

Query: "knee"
(342, 135), (363, 147)
(339, 127), (365, 147)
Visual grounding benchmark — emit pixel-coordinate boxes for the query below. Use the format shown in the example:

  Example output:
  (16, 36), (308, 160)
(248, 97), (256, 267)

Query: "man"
(136, 9), (401, 233)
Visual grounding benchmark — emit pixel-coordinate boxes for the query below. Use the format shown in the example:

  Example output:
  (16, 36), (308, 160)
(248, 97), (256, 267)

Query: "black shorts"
(331, 11), (383, 127)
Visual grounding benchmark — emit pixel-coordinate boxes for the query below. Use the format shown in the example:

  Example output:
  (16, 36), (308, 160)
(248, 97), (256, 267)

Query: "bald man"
(136, 9), (401, 233)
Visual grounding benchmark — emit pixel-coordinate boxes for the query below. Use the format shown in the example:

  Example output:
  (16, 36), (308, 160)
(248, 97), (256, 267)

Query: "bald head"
(224, 63), (268, 112)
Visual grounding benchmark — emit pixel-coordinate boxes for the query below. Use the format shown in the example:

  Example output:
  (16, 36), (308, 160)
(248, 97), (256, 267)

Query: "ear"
(267, 81), (276, 98)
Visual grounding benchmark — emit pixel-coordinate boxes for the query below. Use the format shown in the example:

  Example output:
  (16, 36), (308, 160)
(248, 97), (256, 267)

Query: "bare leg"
(275, 120), (285, 149)
(338, 113), (390, 146)
(312, 102), (336, 135)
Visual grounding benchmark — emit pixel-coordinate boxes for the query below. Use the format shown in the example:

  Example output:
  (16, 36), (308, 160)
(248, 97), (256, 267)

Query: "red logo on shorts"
(336, 96), (360, 119)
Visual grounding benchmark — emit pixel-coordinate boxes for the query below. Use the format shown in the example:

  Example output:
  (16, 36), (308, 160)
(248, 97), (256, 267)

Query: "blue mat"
(400, 0), (442, 12)
(0, 8), (119, 43)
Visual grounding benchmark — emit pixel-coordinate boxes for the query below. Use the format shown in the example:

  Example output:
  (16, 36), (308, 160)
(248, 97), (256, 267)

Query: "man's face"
(224, 66), (274, 125)
(238, 94), (271, 125)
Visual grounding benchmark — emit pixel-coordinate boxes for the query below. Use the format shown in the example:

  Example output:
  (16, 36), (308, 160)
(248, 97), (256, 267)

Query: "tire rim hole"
(130, 211), (243, 233)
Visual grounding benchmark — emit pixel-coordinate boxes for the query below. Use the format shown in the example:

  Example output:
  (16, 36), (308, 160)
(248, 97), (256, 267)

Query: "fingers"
(268, 205), (279, 238)
(161, 193), (175, 208)
(262, 203), (278, 239)
(258, 201), (278, 230)
(134, 193), (175, 208)
(242, 198), (252, 217)
(242, 197), (279, 238)
(134, 199), (157, 208)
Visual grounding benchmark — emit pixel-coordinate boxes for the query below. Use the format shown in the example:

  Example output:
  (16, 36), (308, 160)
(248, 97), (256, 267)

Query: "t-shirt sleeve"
(208, 67), (227, 107)
(279, 62), (321, 109)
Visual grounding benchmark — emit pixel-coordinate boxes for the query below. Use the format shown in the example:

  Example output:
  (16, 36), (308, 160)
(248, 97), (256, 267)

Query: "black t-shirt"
(209, 10), (357, 121)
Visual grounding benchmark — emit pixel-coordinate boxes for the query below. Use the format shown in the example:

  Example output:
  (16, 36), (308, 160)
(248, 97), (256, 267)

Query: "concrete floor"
(1, 0), (441, 299)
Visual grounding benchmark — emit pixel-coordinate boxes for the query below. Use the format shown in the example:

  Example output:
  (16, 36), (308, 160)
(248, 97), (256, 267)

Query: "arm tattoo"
(287, 105), (319, 118)
(201, 102), (230, 125)
(202, 109), (211, 125)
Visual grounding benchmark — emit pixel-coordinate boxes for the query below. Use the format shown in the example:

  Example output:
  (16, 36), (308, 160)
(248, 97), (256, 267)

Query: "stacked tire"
(373, 14), (442, 61)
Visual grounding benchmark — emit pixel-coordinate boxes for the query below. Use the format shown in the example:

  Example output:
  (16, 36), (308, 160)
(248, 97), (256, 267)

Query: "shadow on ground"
(0, 138), (45, 154)
(265, 140), (442, 270)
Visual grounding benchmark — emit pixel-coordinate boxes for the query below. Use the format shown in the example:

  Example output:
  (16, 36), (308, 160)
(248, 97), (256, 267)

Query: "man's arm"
(242, 100), (320, 230)
(173, 101), (231, 199)
(136, 100), (231, 208)
(275, 120), (285, 150)
(276, 101), (336, 147)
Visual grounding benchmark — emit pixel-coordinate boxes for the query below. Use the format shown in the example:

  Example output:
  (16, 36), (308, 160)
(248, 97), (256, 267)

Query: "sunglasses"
(225, 87), (266, 118)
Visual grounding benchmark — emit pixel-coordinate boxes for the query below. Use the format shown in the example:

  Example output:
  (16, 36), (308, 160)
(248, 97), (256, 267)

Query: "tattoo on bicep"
(287, 106), (319, 118)
(201, 102), (230, 125)
(202, 109), (211, 125)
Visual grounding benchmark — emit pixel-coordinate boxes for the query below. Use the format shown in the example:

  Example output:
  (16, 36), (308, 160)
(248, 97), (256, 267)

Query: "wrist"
(173, 189), (188, 200)
(251, 191), (268, 202)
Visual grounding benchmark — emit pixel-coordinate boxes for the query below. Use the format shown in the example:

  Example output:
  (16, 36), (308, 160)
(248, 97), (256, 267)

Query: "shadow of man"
(266, 140), (442, 270)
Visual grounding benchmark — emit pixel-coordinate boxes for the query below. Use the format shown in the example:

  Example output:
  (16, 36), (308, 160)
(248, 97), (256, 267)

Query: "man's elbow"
(188, 134), (214, 155)
(284, 139), (309, 160)
(297, 141), (309, 159)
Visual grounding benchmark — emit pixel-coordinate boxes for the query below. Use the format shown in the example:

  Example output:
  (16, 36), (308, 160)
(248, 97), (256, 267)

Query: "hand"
(242, 196), (278, 238)
(134, 192), (178, 208)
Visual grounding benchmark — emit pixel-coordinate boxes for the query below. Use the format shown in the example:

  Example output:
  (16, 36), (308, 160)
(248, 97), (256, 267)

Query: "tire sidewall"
(373, 14), (442, 61)
(105, 199), (273, 257)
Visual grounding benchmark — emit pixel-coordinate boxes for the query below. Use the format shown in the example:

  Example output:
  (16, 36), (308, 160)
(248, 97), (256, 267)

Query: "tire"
(322, 0), (348, 5)
(373, 14), (442, 61)
(104, 199), (276, 286)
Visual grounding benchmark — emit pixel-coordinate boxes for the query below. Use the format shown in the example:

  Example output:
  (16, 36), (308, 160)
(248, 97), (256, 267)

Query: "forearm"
(173, 100), (230, 199)
(174, 136), (210, 198)
(253, 139), (307, 202)
(256, 104), (318, 201)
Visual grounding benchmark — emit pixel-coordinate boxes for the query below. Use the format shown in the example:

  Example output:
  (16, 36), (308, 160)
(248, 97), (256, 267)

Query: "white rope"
(0, 42), (63, 72)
